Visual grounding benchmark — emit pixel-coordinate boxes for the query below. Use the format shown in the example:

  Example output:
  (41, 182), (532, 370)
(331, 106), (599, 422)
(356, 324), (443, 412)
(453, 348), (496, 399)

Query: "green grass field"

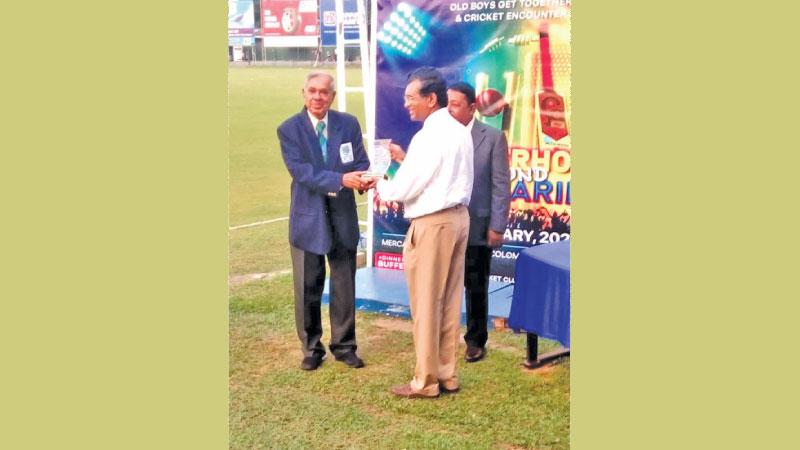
(230, 278), (569, 450)
(229, 65), (569, 449)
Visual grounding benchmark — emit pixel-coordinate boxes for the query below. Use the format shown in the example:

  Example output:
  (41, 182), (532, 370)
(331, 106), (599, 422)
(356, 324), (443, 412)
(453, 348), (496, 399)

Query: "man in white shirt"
(372, 67), (474, 398)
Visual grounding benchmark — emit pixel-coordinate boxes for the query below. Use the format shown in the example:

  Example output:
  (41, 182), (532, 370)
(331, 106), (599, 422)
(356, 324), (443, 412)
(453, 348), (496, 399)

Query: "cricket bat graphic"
(538, 24), (568, 141)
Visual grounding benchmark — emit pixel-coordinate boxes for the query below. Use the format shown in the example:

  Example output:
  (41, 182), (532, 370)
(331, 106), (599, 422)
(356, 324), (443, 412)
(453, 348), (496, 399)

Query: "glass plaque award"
(364, 138), (392, 178)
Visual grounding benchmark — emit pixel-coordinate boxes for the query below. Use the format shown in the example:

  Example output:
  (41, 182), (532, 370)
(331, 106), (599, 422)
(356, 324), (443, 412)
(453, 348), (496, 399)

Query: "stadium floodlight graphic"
(375, 2), (428, 57)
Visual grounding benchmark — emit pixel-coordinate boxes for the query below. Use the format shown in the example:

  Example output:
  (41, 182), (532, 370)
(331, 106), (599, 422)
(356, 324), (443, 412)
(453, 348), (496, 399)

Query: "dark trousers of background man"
(290, 240), (357, 359)
(464, 245), (492, 349)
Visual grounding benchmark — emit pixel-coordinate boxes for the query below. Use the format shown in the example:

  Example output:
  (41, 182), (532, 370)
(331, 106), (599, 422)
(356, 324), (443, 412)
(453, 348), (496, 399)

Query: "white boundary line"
(230, 201), (370, 231)
(229, 217), (288, 230)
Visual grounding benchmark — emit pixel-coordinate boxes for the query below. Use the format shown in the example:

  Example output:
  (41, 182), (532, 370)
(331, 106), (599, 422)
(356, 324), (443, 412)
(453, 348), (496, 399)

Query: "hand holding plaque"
(363, 139), (392, 180)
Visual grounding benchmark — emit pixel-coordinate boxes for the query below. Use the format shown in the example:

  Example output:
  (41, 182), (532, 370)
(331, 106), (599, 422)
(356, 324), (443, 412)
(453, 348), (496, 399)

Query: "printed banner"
(371, 0), (572, 282)
(228, 0), (255, 37)
(261, 0), (319, 47)
(319, 0), (361, 47)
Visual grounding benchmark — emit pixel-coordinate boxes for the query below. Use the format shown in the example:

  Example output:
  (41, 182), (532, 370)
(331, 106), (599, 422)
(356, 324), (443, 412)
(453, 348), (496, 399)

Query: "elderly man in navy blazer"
(277, 72), (370, 371)
(447, 82), (510, 363)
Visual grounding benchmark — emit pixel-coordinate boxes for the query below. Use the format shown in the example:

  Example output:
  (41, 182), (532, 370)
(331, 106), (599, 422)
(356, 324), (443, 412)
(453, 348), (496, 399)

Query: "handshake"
(343, 143), (406, 192)
(342, 171), (381, 191)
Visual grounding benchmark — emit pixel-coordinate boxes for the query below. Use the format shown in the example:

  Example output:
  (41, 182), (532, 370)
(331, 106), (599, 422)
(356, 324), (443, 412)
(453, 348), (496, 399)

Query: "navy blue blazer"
(277, 108), (370, 255)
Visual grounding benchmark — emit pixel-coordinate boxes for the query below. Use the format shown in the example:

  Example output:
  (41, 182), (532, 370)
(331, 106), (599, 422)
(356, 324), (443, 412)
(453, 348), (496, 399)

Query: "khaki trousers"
(403, 205), (470, 395)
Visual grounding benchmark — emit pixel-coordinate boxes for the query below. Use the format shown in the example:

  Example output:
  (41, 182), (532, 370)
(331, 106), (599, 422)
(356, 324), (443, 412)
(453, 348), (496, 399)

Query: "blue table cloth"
(508, 240), (570, 348)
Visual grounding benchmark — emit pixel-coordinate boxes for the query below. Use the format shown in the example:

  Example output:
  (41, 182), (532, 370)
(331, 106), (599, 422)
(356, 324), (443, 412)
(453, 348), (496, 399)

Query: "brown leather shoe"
(465, 346), (486, 363)
(389, 384), (439, 399)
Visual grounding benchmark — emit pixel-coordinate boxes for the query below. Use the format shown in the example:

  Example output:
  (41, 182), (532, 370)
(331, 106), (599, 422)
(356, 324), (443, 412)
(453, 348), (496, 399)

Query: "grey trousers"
(290, 242), (357, 358)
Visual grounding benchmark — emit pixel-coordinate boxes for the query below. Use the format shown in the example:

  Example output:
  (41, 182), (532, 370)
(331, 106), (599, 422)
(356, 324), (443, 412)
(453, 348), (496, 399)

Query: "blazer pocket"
(294, 206), (316, 216)
(293, 211), (317, 238)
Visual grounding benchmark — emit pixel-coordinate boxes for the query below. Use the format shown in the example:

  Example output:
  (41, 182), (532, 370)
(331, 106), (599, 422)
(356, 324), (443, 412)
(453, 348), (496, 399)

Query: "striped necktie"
(316, 121), (327, 163)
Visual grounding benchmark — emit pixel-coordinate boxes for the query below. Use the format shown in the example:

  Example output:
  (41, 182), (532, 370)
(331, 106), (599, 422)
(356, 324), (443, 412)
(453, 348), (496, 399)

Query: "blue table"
(508, 240), (570, 367)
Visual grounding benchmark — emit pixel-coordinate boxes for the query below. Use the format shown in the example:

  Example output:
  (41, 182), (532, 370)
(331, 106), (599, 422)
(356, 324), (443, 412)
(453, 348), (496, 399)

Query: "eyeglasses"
(403, 94), (422, 102)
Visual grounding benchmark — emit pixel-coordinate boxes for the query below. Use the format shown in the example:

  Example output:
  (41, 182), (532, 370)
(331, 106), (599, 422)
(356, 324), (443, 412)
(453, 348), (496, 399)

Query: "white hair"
(304, 72), (336, 92)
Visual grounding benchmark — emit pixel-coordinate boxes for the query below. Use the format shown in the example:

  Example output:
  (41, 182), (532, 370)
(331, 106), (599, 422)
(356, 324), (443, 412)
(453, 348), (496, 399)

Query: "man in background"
(447, 82), (510, 363)
(277, 72), (370, 371)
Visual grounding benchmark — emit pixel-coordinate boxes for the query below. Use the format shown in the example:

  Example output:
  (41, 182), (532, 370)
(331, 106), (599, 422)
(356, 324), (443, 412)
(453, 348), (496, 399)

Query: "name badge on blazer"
(339, 142), (354, 164)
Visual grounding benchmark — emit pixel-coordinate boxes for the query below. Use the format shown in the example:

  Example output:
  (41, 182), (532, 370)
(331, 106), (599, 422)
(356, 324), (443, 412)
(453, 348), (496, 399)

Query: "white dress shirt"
(307, 110), (342, 194)
(466, 116), (475, 133)
(377, 107), (474, 219)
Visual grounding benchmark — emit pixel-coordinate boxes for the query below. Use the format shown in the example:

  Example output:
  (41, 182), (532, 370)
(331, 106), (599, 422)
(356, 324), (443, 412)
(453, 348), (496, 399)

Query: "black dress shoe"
(440, 385), (460, 394)
(465, 346), (486, 363)
(300, 354), (325, 371)
(335, 351), (365, 368)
